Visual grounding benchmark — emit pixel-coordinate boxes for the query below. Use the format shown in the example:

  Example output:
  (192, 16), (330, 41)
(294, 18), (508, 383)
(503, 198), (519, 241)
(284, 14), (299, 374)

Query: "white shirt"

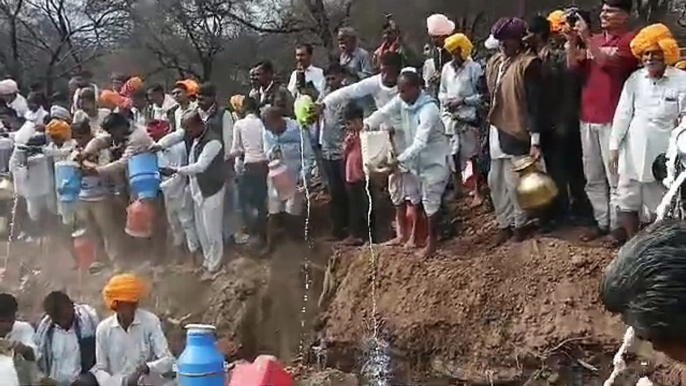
(231, 114), (267, 163)
(157, 141), (188, 200)
(93, 309), (173, 384)
(422, 58), (437, 86)
(610, 67), (686, 182)
(199, 106), (234, 161)
(287, 65), (326, 97)
(41, 305), (99, 383)
(24, 107), (48, 126)
(152, 95), (178, 121)
(9, 94), (28, 118)
(323, 74), (397, 112)
(438, 58), (483, 132)
(5, 321), (37, 386)
(158, 129), (223, 203)
(5, 321), (36, 351)
(174, 101), (197, 131)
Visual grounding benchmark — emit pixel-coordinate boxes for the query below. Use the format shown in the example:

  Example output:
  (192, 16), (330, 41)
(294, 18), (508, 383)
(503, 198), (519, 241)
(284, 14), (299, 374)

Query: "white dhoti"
(389, 165), (450, 216)
(388, 172), (421, 207)
(267, 180), (305, 215)
(580, 121), (619, 230)
(25, 194), (56, 222)
(164, 189), (199, 253)
(489, 156), (528, 229)
(193, 187), (225, 272)
(616, 177), (666, 221)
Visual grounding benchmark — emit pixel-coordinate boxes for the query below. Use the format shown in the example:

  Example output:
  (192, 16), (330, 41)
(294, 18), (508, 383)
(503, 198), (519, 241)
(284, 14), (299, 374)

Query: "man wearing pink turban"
(424, 14), (455, 98)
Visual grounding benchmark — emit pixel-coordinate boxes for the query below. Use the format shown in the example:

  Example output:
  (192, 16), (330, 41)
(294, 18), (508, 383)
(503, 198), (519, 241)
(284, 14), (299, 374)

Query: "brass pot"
(512, 156), (558, 211)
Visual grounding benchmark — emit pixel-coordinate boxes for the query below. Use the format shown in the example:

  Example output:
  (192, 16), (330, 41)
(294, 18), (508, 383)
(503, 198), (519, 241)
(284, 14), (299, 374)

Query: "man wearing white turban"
(424, 14), (455, 98)
(0, 79), (28, 118)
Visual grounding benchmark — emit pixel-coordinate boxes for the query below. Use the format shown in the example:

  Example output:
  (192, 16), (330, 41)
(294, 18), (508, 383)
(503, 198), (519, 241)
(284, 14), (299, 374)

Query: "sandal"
(580, 227), (607, 242)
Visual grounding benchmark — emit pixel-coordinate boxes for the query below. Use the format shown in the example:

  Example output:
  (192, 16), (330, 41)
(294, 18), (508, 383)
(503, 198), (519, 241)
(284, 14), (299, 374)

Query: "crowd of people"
(0, 0), (683, 270)
(1, 0), (686, 382)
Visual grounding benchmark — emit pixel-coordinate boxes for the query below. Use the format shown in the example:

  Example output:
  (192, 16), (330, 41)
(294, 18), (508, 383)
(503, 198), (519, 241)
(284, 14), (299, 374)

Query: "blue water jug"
(54, 160), (81, 202)
(127, 152), (160, 200)
(177, 324), (226, 386)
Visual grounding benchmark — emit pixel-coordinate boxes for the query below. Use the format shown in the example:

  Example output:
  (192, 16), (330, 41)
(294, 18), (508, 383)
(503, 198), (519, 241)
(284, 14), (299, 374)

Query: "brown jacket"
(486, 51), (543, 156)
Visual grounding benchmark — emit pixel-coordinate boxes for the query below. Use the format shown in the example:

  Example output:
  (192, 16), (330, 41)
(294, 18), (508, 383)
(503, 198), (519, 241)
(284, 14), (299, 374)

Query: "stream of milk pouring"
(3, 192), (18, 278)
(362, 131), (391, 385)
(298, 128), (313, 358)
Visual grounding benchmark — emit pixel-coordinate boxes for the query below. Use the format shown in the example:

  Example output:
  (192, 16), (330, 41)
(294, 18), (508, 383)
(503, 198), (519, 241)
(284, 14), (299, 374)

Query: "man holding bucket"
(153, 109), (226, 275)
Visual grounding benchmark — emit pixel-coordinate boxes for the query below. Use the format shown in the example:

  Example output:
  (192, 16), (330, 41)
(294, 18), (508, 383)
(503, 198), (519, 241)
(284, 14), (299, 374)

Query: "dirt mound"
(321, 204), (628, 384)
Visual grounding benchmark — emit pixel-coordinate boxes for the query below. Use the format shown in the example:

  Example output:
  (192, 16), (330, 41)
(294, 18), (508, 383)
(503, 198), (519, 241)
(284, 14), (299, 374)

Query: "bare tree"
(0, 0), (25, 82)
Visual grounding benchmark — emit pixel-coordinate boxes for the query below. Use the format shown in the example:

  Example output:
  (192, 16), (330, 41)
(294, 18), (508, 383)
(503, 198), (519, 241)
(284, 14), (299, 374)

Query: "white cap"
(485, 34), (500, 50)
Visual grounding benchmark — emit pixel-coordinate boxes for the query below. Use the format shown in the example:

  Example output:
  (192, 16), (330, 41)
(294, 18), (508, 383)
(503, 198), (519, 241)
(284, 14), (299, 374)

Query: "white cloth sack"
(360, 131), (394, 174)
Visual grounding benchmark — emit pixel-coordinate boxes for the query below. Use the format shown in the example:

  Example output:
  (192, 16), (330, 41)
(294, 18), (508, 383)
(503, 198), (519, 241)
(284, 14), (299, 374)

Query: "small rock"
(571, 255), (586, 267)
(547, 372), (560, 384)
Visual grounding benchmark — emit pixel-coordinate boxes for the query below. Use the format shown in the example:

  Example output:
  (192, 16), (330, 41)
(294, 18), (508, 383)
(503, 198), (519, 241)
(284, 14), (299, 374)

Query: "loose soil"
(3, 197), (686, 385)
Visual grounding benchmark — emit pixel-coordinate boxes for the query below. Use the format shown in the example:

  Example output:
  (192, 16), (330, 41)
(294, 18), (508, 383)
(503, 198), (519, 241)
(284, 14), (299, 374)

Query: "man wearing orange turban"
(609, 23), (686, 238)
(95, 273), (173, 386)
(45, 119), (71, 142)
(98, 90), (123, 111)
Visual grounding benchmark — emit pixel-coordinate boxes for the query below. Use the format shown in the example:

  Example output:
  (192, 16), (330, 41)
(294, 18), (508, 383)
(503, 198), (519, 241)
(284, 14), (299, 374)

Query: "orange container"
(125, 199), (155, 238)
(72, 229), (96, 269)
(228, 355), (293, 386)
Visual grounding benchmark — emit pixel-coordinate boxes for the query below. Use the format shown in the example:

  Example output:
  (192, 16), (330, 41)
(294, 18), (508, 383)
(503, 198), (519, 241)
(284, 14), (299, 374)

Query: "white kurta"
(610, 67), (686, 182)
(158, 141), (199, 252)
(365, 92), (450, 215)
(287, 65), (326, 96)
(159, 129), (224, 272)
(610, 67), (686, 215)
(323, 74), (399, 127)
(94, 309), (173, 386)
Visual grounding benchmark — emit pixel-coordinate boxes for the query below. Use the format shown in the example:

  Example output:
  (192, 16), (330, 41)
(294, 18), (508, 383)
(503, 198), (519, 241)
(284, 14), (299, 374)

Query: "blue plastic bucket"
(54, 161), (81, 202)
(127, 152), (160, 200)
(177, 324), (226, 386)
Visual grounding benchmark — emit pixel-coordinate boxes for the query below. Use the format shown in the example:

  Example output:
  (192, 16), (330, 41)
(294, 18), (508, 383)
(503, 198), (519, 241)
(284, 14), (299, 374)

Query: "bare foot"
(580, 227), (608, 242)
(470, 195), (484, 208)
(415, 243), (436, 259)
(384, 235), (408, 246)
(404, 235), (417, 249)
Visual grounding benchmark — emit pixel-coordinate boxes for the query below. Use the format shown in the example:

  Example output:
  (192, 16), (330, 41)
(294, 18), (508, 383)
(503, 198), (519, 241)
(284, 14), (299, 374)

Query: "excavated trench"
(2, 195), (686, 386)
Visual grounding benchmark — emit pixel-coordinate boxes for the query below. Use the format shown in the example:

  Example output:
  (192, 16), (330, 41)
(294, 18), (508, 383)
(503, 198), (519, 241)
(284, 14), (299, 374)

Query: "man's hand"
(12, 341), (33, 359)
(135, 363), (150, 376)
(159, 167), (176, 177)
(429, 73), (441, 85)
(81, 160), (99, 175)
(610, 149), (619, 175)
(313, 103), (325, 118)
(447, 98), (463, 111)
(529, 145), (541, 161)
(575, 17), (591, 42)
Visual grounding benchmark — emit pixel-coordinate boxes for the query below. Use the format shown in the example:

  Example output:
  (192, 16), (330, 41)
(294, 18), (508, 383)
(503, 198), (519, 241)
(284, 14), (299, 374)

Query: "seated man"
(94, 274), (173, 386)
(602, 219), (686, 363)
(0, 293), (37, 385)
(35, 291), (99, 385)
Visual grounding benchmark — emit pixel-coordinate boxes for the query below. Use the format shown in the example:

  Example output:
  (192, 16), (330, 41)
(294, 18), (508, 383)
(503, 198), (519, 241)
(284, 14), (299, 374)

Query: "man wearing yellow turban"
(94, 274), (173, 386)
(440, 32), (485, 207)
(43, 118), (80, 226)
(609, 23), (686, 239)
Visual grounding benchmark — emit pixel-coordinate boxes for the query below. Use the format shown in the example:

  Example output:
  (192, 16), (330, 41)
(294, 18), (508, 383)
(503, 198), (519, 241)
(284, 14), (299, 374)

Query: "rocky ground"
(2, 196), (686, 385)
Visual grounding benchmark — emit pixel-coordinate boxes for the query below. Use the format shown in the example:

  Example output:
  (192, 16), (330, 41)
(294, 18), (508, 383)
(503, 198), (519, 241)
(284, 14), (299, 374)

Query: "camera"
(565, 8), (579, 26)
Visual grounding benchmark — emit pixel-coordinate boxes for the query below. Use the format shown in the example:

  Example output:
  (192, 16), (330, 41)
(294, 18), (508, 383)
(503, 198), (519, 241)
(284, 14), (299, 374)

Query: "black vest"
(193, 126), (225, 198)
